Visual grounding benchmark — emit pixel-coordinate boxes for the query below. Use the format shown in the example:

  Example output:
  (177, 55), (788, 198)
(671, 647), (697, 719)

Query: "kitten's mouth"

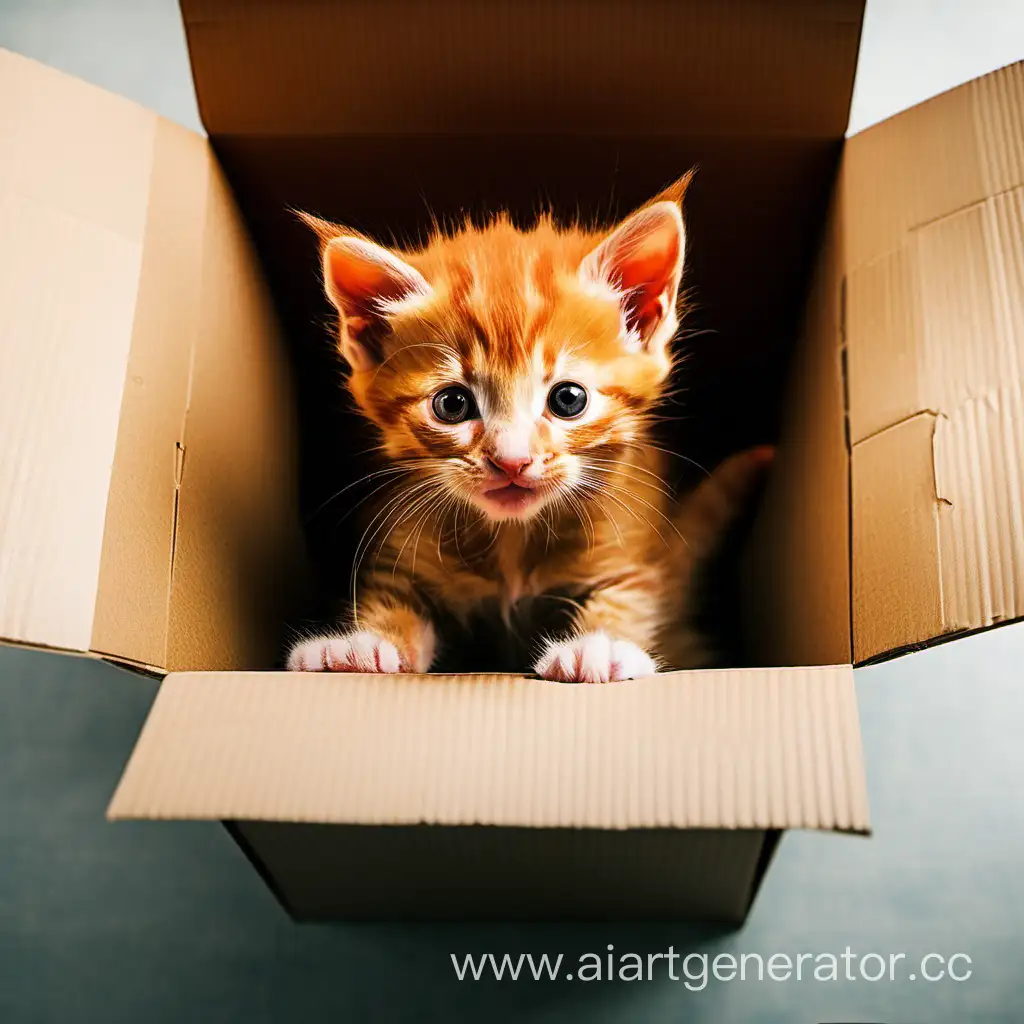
(477, 480), (545, 517)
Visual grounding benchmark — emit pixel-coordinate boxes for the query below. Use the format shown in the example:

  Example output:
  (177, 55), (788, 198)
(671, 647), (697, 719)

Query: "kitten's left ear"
(579, 194), (687, 353)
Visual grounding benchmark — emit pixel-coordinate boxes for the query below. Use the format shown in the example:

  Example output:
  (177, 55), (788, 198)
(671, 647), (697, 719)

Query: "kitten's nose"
(487, 454), (532, 479)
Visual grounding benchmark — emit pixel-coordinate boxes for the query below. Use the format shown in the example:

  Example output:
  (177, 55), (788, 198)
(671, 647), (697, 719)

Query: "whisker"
(576, 474), (676, 551)
(620, 440), (711, 477)
(561, 488), (595, 553)
(586, 489), (626, 549)
(326, 472), (421, 534)
(306, 465), (413, 523)
(349, 477), (440, 615)
(408, 492), (445, 580)
(539, 592), (586, 613)
(582, 458), (675, 498)
(435, 493), (468, 574)
(588, 476), (682, 540)
(384, 482), (447, 577)
(449, 499), (471, 568)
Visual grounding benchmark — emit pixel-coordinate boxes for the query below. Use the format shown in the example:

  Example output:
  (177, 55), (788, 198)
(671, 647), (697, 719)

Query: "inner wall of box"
(215, 133), (841, 668)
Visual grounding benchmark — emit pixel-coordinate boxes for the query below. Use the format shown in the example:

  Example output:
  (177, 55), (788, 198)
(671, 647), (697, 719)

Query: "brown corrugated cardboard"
(750, 60), (1024, 666)
(162, 155), (306, 672)
(109, 666), (867, 920)
(842, 61), (1024, 660)
(852, 415), (945, 659)
(180, 0), (862, 138)
(90, 120), (209, 668)
(0, 48), (307, 673)
(0, 51), (154, 654)
(234, 823), (770, 922)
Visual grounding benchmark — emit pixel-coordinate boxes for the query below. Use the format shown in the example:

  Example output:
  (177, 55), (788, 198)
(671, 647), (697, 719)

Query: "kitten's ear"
(298, 212), (431, 371)
(579, 188), (688, 353)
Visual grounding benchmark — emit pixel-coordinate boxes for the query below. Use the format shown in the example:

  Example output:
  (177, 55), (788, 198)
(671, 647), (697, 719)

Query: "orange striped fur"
(288, 178), (771, 681)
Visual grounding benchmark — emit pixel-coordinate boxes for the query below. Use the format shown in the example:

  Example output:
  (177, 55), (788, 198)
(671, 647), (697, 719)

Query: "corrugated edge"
(179, 0), (863, 137)
(90, 121), (210, 670)
(0, 636), (102, 661)
(844, 61), (1024, 660)
(0, 637), (163, 681)
(108, 666), (869, 834)
(0, 50), (155, 654)
(851, 413), (945, 662)
(855, 616), (1024, 666)
(161, 150), (308, 672)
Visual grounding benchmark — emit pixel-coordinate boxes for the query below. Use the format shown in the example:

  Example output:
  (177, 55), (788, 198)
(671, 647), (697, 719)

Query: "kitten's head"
(306, 176), (691, 523)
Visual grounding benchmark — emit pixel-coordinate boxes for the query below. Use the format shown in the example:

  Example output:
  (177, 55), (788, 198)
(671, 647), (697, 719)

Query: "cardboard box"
(0, 0), (1019, 921)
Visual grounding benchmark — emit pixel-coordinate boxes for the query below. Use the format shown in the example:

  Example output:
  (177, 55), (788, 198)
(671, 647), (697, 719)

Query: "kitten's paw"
(534, 631), (657, 684)
(287, 630), (405, 673)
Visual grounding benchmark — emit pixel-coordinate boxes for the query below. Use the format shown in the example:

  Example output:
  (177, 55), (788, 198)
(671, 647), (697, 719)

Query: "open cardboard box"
(1, 0), (1021, 922)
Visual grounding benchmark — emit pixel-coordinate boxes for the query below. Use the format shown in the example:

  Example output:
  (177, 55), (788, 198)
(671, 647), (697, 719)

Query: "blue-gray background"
(2, 2), (1024, 1021)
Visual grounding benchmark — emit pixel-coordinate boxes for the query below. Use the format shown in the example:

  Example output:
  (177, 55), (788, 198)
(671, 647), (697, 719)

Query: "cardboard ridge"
(842, 61), (1024, 660)
(108, 665), (867, 922)
(0, 48), (308, 672)
(181, 0), (864, 139)
(109, 666), (869, 834)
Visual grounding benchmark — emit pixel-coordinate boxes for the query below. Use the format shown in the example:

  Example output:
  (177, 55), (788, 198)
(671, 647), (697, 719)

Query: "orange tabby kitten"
(287, 177), (770, 682)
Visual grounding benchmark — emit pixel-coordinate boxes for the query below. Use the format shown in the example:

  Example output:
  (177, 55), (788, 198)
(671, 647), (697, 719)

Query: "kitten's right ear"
(297, 212), (432, 371)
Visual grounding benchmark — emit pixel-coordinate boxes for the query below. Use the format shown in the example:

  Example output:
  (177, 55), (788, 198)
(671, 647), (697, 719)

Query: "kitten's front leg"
(287, 595), (436, 674)
(534, 577), (659, 684)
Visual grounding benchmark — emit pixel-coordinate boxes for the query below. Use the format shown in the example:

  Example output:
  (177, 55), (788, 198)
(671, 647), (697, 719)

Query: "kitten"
(287, 177), (771, 682)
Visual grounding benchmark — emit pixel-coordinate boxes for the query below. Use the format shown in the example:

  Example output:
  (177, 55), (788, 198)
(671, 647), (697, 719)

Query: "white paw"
(534, 631), (657, 684)
(286, 630), (405, 673)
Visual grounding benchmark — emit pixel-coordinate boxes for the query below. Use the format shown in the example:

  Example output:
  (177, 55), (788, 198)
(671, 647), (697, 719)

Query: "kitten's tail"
(658, 445), (775, 670)
(673, 446), (775, 561)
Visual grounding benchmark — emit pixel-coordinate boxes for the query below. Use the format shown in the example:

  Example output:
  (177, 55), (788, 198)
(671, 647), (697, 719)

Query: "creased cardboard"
(0, 48), (307, 672)
(934, 384), (1024, 639)
(0, 51), (153, 652)
(90, 120), (209, 669)
(110, 665), (867, 920)
(843, 61), (1024, 659)
(163, 155), (306, 673)
(852, 414), (944, 661)
(181, 0), (863, 139)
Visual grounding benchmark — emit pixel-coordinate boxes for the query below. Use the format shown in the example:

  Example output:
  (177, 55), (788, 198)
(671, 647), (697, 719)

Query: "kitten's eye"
(547, 381), (588, 420)
(431, 385), (478, 424)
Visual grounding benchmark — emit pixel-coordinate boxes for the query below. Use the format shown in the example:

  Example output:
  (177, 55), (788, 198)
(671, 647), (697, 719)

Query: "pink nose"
(487, 454), (532, 478)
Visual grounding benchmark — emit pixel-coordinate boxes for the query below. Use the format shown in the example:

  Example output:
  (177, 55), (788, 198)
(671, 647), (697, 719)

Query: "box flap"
(0, 50), (308, 672)
(0, 49), (156, 655)
(842, 61), (1024, 660)
(89, 119), (211, 669)
(109, 665), (868, 834)
(180, 0), (863, 139)
(159, 156), (308, 673)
